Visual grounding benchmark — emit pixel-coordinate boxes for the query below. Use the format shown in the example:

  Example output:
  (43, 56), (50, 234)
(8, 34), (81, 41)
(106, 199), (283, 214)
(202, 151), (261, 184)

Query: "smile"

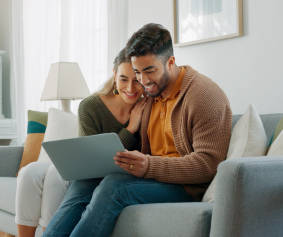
(144, 84), (156, 92)
(124, 92), (138, 98)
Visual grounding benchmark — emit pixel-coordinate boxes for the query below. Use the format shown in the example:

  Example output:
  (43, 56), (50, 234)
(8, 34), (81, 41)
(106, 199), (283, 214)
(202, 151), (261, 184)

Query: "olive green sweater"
(78, 95), (139, 151)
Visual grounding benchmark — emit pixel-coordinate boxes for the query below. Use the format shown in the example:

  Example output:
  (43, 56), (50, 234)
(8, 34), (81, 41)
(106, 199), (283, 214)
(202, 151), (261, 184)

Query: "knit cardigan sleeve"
(78, 97), (102, 136)
(144, 72), (232, 184)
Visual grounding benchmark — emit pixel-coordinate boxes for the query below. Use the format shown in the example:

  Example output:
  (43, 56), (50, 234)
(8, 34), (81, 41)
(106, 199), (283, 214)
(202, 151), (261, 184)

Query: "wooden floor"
(0, 231), (15, 237)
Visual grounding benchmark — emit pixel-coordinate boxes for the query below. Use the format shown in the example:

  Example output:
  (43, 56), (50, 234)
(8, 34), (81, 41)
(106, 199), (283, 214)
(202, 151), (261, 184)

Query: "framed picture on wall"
(173, 0), (243, 46)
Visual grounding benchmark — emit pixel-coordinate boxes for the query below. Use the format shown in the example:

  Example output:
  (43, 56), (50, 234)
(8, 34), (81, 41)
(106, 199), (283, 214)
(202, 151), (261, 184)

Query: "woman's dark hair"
(126, 23), (174, 63)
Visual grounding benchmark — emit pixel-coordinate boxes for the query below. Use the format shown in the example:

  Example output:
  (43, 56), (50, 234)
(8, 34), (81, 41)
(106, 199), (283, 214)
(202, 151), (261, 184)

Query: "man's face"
(131, 54), (170, 97)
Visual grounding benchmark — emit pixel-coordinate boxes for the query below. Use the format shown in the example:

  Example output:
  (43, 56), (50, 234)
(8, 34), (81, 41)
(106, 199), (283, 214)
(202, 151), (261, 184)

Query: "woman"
(16, 48), (145, 237)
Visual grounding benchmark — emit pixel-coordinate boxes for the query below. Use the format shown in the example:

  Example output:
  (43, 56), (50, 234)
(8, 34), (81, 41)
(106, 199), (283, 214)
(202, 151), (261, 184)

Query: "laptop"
(42, 133), (127, 180)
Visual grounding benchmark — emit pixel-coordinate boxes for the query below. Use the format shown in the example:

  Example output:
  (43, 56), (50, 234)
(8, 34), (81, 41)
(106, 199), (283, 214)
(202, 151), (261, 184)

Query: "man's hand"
(114, 150), (149, 177)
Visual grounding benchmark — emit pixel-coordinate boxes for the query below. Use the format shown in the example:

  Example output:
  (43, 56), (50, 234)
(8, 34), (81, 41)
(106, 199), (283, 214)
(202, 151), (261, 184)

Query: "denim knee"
(100, 173), (136, 188)
(90, 174), (138, 205)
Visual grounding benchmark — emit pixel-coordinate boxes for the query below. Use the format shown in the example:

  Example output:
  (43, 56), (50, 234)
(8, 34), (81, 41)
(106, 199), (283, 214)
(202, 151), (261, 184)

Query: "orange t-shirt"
(147, 67), (185, 157)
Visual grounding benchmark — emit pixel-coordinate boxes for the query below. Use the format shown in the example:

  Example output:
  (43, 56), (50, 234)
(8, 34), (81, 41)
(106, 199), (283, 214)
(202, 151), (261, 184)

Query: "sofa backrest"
(232, 113), (283, 144)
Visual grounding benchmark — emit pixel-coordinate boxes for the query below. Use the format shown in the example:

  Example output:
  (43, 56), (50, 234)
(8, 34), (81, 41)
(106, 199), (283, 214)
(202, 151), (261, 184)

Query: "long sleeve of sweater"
(78, 95), (139, 151)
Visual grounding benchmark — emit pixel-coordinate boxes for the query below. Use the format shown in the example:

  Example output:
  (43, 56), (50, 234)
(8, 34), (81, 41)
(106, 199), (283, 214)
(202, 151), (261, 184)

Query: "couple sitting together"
(15, 23), (232, 237)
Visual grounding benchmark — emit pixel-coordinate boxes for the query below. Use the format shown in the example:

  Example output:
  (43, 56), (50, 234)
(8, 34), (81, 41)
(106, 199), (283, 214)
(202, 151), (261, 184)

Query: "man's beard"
(146, 70), (170, 97)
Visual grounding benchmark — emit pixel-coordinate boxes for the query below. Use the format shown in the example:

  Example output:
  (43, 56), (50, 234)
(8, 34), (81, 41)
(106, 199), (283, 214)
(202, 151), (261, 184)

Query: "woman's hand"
(126, 97), (147, 133)
(114, 150), (149, 177)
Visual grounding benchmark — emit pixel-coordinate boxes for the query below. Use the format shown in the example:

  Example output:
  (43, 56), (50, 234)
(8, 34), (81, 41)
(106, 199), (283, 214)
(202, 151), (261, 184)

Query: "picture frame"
(173, 0), (243, 46)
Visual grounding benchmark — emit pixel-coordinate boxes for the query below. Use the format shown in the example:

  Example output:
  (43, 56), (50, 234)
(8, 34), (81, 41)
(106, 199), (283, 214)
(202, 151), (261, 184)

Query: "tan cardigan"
(140, 66), (232, 200)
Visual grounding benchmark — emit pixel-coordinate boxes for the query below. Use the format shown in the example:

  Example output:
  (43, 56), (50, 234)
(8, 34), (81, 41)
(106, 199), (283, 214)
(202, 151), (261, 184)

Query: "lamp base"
(61, 100), (71, 112)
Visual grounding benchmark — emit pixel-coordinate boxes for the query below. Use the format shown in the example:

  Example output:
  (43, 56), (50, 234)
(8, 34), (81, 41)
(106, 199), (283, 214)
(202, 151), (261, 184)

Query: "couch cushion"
(0, 177), (17, 215)
(267, 130), (283, 156)
(0, 210), (17, 235)
(112, 203), (212, 237)
(261, 114), (283, 146)
(0, 146), (23, 177)
(202, 105), (267, 202)
(18, 110), (48, 172)
(270, 116), (283, 144)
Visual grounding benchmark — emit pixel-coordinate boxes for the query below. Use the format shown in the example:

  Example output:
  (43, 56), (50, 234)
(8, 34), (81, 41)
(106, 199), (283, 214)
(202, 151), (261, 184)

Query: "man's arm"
(115, 86), (232, 184)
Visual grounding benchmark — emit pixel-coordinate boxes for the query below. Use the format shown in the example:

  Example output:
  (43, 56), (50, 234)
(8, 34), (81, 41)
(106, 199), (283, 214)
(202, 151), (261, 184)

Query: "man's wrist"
(142, 154), (150, 177)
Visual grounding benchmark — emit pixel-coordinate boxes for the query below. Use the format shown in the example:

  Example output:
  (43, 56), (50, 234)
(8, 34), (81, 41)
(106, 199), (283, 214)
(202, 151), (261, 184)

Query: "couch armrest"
(0, 146), (24, 177)
(112, 202), (213, 237)
(210, 157), (283, 237)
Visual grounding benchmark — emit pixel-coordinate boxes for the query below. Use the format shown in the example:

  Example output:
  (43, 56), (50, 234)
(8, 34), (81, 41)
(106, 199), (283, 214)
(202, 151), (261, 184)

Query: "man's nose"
(140, 74), (150, 86)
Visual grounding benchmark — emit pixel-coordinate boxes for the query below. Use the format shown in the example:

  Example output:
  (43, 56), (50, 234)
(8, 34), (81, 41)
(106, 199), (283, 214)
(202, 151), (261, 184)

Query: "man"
(114, 23), (232, 198)
(44, 23), (232, 237)
(101, 23), (231, 236)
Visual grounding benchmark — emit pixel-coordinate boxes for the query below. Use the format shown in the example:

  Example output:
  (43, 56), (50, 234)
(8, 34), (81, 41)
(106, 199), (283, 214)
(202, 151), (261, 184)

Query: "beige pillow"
(37, 108), (79, 164)
(202, 104), (267, 202)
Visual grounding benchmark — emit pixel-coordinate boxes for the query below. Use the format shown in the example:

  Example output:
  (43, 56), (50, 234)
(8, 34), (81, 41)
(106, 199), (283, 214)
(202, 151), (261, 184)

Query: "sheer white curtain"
(10, 0), (25, 145)
(23, 0), (108, 113)
(11, 0), (129, 144)
(107, 0), (129, 75)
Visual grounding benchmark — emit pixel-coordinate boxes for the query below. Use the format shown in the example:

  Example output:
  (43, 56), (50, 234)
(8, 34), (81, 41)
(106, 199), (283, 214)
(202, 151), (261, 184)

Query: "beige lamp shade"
(41, 62), (90, 101)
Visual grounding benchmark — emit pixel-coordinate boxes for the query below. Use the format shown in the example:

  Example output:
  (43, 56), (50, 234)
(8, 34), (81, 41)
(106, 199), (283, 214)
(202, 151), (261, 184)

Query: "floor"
(0, 231), (14, 237)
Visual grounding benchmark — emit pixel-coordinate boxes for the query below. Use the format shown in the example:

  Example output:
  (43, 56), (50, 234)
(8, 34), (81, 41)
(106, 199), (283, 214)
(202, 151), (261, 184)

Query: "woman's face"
(115, 62), (144, 105)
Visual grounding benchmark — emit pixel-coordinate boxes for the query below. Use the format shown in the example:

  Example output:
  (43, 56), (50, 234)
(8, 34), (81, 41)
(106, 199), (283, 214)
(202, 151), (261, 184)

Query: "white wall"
(128, 0), (283, 114)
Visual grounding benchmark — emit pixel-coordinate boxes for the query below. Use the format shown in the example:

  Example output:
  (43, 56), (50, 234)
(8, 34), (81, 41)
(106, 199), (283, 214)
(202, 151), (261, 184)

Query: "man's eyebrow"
(119, 74), (128, 78)
(133, 66), (156, 72)
(142, 66), (155, 71)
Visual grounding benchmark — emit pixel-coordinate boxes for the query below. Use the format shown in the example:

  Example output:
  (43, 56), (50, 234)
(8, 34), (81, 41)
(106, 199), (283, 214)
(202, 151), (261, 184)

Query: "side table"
(0, 119), (17, 145)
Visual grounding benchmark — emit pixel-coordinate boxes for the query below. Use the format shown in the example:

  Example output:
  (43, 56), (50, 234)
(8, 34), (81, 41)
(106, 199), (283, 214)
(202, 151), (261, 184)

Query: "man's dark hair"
(126, 23), (174, 63)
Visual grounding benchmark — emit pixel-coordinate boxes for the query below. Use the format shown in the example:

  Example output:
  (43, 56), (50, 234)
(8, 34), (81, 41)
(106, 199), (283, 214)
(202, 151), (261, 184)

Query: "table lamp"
(41, 62), (90, 112)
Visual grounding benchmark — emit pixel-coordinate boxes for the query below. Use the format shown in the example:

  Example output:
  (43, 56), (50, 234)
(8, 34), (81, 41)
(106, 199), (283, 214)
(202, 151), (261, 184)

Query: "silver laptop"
(42, 133), (127, 180)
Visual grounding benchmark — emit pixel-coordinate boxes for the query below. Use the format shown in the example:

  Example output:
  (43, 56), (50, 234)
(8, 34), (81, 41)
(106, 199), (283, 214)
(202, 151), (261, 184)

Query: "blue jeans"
(43, 173), (193, 237)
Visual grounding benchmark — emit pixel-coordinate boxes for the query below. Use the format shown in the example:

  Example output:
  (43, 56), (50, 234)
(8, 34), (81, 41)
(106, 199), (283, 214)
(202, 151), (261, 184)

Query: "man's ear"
(166, 56), (175, 70)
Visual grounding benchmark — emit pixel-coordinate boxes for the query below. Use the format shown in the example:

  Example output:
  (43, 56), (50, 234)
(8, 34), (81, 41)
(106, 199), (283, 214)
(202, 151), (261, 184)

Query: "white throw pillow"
(37, 108), (78, 163)
(202, 104), (267, 202)
(267, 130), (283, 156)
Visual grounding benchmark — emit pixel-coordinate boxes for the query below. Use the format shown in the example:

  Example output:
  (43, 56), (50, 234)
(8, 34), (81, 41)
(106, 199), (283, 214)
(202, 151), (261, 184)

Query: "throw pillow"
(202, 104), (267, 202)
(270, 117), (283, 144)
(267, 130), (283, 156)
(18, 110), (48, 172)
(37, 108), (79, 164)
